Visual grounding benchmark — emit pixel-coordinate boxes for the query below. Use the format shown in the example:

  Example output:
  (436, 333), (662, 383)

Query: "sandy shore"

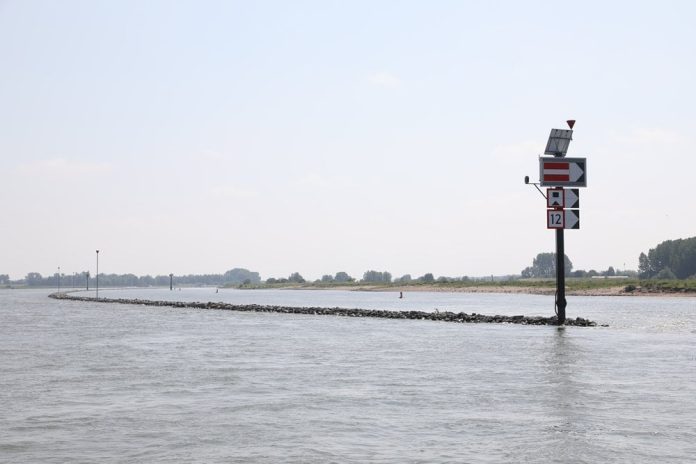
(345, 284), (695, 297)
(350, 285), (613, 296)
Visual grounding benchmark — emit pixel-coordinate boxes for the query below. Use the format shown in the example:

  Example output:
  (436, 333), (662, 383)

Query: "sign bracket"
(524, 176), (547, 200)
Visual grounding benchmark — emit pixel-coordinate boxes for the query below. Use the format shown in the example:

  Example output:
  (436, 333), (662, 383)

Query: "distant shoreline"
(7, 281), (696, 297)
(355, 285), (696, 297)
(236, 282), (696, 297)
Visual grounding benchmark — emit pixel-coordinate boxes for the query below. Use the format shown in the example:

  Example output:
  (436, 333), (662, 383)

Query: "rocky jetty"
(49, 293), (598, 327)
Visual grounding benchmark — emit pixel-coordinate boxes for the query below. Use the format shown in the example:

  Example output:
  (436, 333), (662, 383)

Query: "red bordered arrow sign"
(539, 157), (587, 187)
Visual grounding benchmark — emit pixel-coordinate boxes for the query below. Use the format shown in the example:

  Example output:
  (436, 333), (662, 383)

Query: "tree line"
(16, 241), (692, 290)
(9, 268), (261, 288)
(260, 270), (486, 285)
(520, 252), (635, 279)
(638, 236), (696, 279)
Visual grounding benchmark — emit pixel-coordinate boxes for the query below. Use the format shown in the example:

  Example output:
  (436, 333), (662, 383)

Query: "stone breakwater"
(49, 293), (598, 327)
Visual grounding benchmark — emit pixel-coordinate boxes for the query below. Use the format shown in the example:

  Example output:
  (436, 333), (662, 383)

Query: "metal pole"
(58, 266), (61, 293)
(555, 229), (566, 325)
(86, 271), (89, 291)
(169, 273), (173, 291)
(96, 250), (100, 299)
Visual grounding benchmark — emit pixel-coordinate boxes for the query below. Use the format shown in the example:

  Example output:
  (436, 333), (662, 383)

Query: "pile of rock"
(49, 292), (598, 327)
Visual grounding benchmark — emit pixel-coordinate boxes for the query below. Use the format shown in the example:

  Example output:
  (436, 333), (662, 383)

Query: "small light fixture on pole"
(96, 250), (100, 299)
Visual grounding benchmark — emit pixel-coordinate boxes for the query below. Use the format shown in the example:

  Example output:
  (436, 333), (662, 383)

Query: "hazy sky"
(1, 1), (695, 281)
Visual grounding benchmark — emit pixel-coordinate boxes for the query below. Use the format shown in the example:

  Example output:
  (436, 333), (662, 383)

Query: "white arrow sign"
(539, 157), (587, 187)
(546, 188), (580, 208)
(569, 163), (584, 183)
(564, 189), (580, 209)
(564, 209), (580, 229)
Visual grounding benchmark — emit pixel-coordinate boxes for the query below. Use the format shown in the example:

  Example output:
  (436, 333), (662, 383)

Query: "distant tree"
(587, 269), (599, 277)
(333, 271), (353, 283)
(321, 274), (333, 283)
(638, 252), (653, 278)
(25, 272), (44, 286)
(266, 277), (277, 284)
(638, 237), (696, 279)
(394, 274), (412, 283)
(288, 272), (305, 283)
(605, 266), (616, 277)
(122, 273), (138, 286)
(224, 268), (261, 285)
(521, 253), (573, 278)
(0, 274), (9, 284)
(419, 273), (435, 283)
(655, 267), (677, 280)
(362, 270), (392, 283)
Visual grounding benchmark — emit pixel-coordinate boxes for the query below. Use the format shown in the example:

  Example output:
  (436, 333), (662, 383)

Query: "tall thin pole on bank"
(96, 250), (100, 300)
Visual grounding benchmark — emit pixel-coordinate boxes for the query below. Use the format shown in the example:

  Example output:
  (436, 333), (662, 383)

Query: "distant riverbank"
(231, 279), (696, 297)
(8, 278), (696, 297)
(353, 284), (626, 296)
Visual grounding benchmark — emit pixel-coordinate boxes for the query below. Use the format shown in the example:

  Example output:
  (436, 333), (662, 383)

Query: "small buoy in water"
(399, 291), (403, 299)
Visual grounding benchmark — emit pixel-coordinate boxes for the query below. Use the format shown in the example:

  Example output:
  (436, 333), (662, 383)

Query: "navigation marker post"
(527, 120), (588, 325)
(96, 250), (100, 300)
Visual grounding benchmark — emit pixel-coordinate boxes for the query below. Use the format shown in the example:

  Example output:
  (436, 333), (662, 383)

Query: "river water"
(1, 288), (695, 463)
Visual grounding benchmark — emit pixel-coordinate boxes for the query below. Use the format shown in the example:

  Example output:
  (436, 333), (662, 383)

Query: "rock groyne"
(49, 293), (598, 327)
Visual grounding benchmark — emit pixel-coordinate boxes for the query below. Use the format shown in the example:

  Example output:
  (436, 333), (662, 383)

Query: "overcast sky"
(1, 1), (695, 281)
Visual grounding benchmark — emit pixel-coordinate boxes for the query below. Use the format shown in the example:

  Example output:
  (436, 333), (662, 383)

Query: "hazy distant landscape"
(6, 236), (696, 295)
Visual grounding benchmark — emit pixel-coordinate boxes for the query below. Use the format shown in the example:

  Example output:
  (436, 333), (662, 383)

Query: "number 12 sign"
(547, 209), (580, 229)
(547, 210), (564, 229)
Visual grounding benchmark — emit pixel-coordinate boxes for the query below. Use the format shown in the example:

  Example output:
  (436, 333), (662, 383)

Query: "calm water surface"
(1, 288), (695, 463)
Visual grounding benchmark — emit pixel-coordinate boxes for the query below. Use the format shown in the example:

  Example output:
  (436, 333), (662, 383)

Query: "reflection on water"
(541, 327), (590, 463)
